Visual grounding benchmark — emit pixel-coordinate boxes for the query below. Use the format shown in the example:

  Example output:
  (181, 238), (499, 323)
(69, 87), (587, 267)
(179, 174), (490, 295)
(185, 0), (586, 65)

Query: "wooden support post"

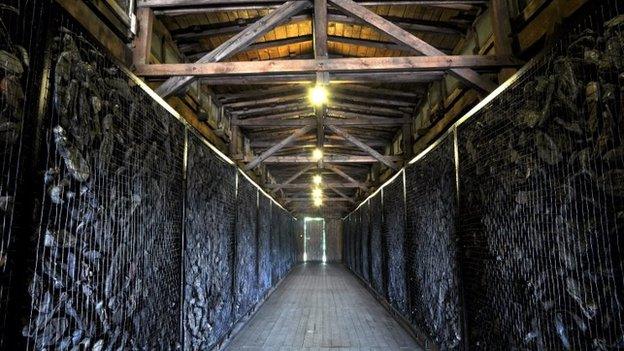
(229, 124), (241, 159)
(403, 122), (413, 159)
(329, 0), (497, 93)
(327, 125), (400, 170)
(490, 0), (516, 82)
(244, 124), (315, 170)
(154, 0), (310, 98)
(133, 7), (154, 66)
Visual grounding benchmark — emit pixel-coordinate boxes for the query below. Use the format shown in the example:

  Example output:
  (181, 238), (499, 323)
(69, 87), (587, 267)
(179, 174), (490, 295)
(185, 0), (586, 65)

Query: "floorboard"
(224, 263), (422, 351)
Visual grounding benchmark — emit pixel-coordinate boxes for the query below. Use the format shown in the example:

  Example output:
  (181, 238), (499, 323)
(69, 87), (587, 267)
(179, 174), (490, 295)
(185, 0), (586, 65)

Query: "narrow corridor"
(225, 263), (421, 351)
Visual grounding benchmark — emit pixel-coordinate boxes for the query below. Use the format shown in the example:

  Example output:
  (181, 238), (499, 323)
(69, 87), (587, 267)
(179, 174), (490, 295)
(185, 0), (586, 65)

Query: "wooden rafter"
(328, 185), (356, 203)
(327, 124), (399, 170)
(271, 165), (315, 192)
(244, 124), (315, 170)
(154, 0), (310, 97)
(328, 0), (497, 93)
(325, 164), (367, 190)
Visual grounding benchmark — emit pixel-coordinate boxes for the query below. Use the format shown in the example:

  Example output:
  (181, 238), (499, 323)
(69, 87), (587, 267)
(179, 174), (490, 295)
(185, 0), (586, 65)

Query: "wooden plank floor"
(224, 263), (422, 351)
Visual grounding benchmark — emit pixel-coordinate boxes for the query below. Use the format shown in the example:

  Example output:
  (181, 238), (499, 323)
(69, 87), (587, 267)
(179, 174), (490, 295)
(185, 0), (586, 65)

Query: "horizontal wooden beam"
(234, 115), (406, 126)
(283, 198), (354, 202)
(139, 0), (487, 9)
(266, 183), (362, 188)
(136, 55), (520, 77)
(189, 72), (441, 85)
(262, 155), (402, 163)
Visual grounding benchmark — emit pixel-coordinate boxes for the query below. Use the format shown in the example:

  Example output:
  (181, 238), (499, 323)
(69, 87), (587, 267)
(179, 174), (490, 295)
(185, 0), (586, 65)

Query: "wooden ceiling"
(134, 0), (516, 217)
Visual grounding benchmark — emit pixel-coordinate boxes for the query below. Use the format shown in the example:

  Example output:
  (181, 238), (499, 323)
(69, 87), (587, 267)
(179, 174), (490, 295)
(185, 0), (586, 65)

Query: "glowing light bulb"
(312, 174), (322, 185)
(311, 148), (323, 161)
(311, 187), (323, 199)
(309, 85), (328, 106)
(313, 197), (323, 207)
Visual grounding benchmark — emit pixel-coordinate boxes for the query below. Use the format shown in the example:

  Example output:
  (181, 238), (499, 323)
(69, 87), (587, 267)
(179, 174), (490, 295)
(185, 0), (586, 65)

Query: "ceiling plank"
(327, 124), (399, 170)
(328, 0), (497, 93)
(244, 124), (315, 170)
(136, 55), (521, 77)
(153, 0), (310, 98)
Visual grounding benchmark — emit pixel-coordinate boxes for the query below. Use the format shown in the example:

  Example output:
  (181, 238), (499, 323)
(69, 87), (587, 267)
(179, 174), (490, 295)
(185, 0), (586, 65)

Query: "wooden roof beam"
(136, 56), (521, 77)
(267, 183), (363, 189)
(328, 0), (497, 93)
(271, 164), (315, 192)
(244, 124), (315, 170)
(325, 164), (367, 190)
(153, 0), (311, 98)
(327, 124), (399, 170)
(139, 0), (487, 10)
(262, 155), (401, 163)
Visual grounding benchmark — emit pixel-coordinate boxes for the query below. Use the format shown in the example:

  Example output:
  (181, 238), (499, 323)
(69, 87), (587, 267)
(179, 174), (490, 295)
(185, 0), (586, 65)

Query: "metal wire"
(456, 2), (624, 348)
(184, 133), (237, 351)
(343, 2), (624, 349)
(405, 135), (463, 350)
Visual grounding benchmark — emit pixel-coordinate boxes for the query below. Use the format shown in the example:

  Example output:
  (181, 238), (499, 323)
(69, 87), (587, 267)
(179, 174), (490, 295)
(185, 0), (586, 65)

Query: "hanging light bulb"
(311, 148), (323, 161)
(313, 197), (323, 207)
(311, 187), (323, 200)
(309, 84), (328, 106)
(312, 174), (322, 185)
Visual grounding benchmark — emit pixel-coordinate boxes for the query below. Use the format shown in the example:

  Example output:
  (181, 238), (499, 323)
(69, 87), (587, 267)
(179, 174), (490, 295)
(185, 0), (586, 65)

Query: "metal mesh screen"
(0, 2), (38, 346)
(184, 133), (236, 351)
(405, 136), (463, 350)
(234, 176), (258, 319)
(457, 2), (624, 349)
(382, 175), (408, 315)
(258, 195), (272, 296)
(360, 201), (371, 284)
(24, 25), (185, 349)
(369, 195), (384, 295)
(354, 207), (362, 277)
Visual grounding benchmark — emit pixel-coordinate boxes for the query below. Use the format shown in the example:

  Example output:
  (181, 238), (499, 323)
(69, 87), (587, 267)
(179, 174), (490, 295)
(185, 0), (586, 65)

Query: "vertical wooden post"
(230, 124), (241, 160)
(132, 7), (154, 67)
(314, 0), (328, 169)
(490, 0), (516, 82)
(402, 122), (413, 160)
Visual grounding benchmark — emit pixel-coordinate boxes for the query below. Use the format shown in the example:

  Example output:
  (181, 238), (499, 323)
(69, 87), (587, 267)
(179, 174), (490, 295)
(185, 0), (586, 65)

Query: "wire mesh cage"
(0, 1), (45, 346)
(405, 135), (463, 350)
(382, 174), (408, 316)
(23, 21), (185, 349)
(369, 195), (385, 296)
(184, 133), (237, 351)
(258, 194), (273, 297)
(456, 1), (624, 349)
(234, 175), (259, 320)
(359, 201), (371, 284)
